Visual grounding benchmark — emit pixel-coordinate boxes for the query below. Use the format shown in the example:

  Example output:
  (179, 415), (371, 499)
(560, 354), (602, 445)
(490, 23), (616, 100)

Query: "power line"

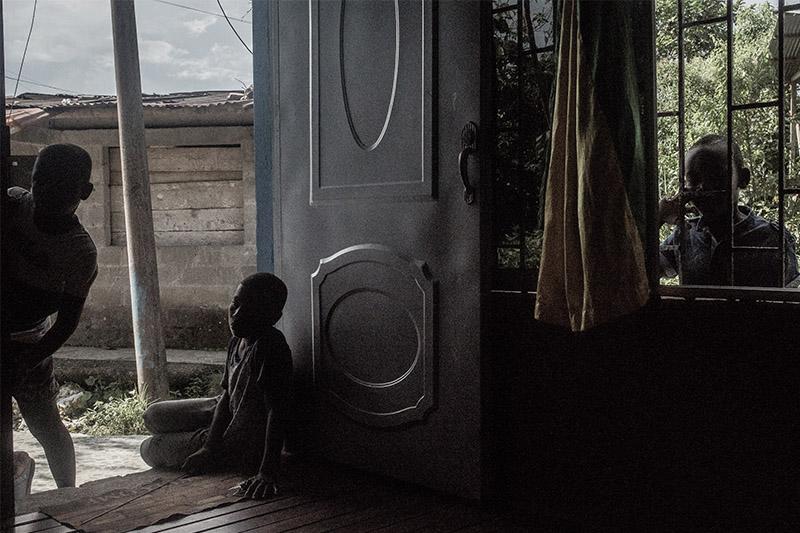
(7, 0), (38, 117)
(5, 76), (77, 95)
(216, 0), (253, 55)
(153, 0), (251, 24)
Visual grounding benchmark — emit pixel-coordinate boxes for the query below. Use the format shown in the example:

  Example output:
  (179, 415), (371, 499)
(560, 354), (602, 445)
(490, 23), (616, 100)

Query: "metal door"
(270, 0), (487, 499)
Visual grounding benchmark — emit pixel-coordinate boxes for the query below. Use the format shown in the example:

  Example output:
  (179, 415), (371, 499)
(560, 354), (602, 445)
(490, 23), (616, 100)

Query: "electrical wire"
(216, 0), (253, 55)
(7, 0), (38, 118)
(5, 75), (76, 95)
(153, 0), (251, 24)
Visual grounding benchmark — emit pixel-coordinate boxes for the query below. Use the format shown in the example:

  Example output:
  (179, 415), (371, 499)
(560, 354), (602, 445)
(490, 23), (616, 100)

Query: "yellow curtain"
(534, 0), (650, 332)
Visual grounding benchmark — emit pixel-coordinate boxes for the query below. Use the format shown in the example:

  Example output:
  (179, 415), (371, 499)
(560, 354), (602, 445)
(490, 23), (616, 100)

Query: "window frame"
(655, 0), (800, 302)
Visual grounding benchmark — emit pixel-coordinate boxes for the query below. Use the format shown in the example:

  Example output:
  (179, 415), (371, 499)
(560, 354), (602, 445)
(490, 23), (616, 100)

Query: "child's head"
(684, 134), (751, 221)
(31, 143), (93, 215)
(228, 273), (288, 338)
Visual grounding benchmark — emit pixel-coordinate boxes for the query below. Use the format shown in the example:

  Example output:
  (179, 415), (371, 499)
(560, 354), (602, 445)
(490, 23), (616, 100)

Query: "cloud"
(172, 43), (249, 82)
(3, 0), (252, 94)
(183, 16), (218, 34)
(139, 40), (189, 65)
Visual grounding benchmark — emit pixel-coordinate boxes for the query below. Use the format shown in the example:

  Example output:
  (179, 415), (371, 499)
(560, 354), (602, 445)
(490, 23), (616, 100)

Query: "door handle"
(459, 121), (478, 204)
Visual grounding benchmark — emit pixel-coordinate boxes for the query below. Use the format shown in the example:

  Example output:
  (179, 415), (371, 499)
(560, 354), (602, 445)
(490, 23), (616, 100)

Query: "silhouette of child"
(659, 135), (799, 287)
(140, 273), (293, 499)
(2, 143), (98, 488)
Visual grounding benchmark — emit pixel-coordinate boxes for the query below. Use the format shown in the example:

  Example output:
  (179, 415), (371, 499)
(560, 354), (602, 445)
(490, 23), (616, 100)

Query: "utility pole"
(1, 0), (18, 524)
(110, 0), (169, 401)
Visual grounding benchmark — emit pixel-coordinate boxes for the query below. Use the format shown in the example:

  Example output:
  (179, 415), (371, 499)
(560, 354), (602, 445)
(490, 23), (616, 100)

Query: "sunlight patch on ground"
(14, 430), (149, 494)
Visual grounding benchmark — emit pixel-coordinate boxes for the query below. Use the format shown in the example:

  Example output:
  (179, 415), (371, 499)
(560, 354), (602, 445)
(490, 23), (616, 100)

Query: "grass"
(13, 371), (224, 436)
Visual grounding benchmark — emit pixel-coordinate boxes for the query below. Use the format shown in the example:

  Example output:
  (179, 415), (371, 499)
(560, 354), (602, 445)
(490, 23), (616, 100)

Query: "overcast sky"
(3, 0), (253, 96)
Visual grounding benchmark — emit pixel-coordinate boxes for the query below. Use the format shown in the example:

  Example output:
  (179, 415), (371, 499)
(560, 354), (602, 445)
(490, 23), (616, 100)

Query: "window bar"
(683, 15), (728, 29)
(726, 0), (735, 286)
(730, 100), (780, 111)
(515, 0), (527, 286)
(677, 0), (686, 283)
(779, 0), (787, 287)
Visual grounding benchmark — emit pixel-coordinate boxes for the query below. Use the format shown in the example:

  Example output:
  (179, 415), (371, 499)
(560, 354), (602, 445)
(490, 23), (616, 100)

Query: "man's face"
(228, 284), (267, 338)
(683, 144), (737, 220)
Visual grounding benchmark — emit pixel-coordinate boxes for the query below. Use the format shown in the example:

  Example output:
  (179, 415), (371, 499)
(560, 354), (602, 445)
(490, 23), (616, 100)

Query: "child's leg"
(139, 429), (208, 469)
(142, 397), (218, 434)
(16, 395), (75, 488)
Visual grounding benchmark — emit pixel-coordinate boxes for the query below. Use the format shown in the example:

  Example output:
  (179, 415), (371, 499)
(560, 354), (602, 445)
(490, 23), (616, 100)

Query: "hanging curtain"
(534, 0), (654, 332)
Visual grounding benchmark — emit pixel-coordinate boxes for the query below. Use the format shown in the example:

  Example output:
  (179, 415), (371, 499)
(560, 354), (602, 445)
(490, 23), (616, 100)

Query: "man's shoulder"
(61, 224), (98, 269)
(743, 211), (792, 240)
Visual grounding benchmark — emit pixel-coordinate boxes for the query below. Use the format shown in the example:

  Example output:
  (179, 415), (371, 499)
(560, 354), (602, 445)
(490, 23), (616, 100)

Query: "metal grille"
(491, 0), (554, 292)
(659, 0), (798, 288)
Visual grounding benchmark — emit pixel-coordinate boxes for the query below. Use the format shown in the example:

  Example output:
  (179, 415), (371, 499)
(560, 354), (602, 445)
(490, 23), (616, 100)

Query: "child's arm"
(239, 394), (289, 499)
(182, 390), (232, 473)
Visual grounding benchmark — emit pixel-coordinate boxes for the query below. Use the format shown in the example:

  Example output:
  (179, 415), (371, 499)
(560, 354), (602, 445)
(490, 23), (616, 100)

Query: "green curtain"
(534, 0), (656, 332)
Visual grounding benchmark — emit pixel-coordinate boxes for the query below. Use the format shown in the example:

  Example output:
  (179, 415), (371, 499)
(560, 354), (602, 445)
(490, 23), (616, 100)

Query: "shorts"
(7, 316), (60, 404)
(9, 356), (60, 404)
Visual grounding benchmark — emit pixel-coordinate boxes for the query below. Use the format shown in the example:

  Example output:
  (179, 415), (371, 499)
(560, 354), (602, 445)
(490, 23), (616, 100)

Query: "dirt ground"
(13, 430), (149, 494)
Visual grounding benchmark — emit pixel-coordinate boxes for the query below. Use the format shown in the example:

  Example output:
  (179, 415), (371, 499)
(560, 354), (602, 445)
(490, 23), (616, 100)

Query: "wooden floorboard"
(11, 518), (76, 533)
(162, 495), (319, 533)
(286, 491), (429, 533)
(133, 498), (271, 532)
(231, 493), (400, 533)
(16, 458), (530, 532)
(202, 497), (355, 533)
(13, 512), (50, 526)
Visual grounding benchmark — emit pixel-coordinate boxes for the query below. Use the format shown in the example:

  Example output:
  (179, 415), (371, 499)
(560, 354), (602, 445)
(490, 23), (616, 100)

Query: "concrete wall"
(11, 124), (256, 349)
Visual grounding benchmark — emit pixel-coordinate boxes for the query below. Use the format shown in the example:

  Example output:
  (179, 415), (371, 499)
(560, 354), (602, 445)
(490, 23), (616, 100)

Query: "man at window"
(659, 134), (800, 287)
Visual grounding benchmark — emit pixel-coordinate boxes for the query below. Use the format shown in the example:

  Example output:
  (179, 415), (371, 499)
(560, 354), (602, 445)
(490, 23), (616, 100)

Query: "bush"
(71, 391), (150, 436)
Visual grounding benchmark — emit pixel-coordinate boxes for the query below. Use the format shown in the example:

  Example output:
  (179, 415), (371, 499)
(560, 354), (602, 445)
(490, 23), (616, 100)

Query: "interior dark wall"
(489, 293), (800, 530)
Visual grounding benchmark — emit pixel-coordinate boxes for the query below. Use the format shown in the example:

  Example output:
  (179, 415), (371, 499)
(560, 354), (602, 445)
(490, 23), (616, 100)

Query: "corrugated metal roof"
(5, 107), (50, 135)
(771, 12), (800, 82)
(5, 89), (252, 111)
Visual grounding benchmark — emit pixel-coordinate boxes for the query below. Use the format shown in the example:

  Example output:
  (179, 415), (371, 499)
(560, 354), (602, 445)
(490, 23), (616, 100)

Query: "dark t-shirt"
(2, 187), (98, 331)
(220, 328), (293, 466)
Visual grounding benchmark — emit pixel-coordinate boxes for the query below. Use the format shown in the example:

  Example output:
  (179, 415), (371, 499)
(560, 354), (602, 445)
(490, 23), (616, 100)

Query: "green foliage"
(493, 0), (555, 278)
(170, 371), (223, 400)
(656, 0), (800, 239)
(71, 390), (150, 436)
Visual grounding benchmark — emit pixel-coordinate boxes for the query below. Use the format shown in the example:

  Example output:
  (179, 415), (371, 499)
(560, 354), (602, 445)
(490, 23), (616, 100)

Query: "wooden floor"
(13, 458), (532, 533)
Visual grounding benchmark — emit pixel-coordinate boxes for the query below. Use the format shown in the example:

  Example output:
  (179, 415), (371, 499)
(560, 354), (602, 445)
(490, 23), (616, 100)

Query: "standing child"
(2, 143), (98, 489)
(140, 273), (293, 499)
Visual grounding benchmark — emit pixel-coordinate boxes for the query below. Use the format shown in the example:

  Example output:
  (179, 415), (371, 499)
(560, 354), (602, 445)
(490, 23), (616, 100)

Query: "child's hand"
(181, 447), (214, 474)
(233, 473), (278, 500)
(659, 193), (683, 226)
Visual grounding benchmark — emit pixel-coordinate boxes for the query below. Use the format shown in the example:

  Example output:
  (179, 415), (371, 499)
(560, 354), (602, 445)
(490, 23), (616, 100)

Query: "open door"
(270, 0), (489, 500)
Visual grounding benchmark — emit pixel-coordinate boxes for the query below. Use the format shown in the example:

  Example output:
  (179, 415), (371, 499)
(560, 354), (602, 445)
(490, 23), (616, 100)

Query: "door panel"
(311, 0), (431, 201)
(312, 244), (434, 427)
(275, 0), (484, 499)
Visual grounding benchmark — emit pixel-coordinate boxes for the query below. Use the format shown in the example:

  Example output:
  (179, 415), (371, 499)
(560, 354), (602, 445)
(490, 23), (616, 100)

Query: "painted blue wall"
(253, 1), (274, 273)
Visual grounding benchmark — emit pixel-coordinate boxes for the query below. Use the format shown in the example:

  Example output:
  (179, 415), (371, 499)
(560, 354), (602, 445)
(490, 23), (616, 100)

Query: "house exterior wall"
(11, 124), (256, 349)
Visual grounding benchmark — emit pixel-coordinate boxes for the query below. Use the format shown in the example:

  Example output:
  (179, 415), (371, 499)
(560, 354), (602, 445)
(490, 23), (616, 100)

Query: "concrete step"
(54, 346), (226, 388)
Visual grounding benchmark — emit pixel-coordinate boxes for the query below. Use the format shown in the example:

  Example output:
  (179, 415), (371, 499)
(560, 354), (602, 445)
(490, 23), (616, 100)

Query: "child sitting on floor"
(140, 273), (293, 500)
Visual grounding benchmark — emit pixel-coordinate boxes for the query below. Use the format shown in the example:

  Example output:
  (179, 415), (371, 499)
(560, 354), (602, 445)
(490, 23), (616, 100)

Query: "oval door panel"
(311, 244), (435, 426)
(339, 0), (399, 151)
